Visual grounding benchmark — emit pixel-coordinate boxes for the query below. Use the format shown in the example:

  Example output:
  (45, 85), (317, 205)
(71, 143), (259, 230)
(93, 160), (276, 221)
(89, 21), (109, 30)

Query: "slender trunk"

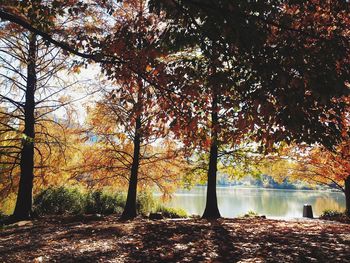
(345, 175), (350, 217)
(13, 33), (37, 220)
(121, 86), (143, 220)
(202, 91), (221, 219)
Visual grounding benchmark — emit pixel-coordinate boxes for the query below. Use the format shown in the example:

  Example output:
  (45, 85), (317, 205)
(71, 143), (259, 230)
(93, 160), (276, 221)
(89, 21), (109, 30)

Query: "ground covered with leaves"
(0, 216), (349, 263)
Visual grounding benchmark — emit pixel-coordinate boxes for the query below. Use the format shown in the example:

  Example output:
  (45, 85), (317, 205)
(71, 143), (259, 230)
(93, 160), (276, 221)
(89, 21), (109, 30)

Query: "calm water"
(159, 187), (346, 218)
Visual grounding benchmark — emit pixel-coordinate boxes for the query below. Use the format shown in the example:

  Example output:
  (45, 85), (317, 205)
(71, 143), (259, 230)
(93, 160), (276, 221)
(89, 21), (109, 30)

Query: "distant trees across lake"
(214, 174), (336, 191)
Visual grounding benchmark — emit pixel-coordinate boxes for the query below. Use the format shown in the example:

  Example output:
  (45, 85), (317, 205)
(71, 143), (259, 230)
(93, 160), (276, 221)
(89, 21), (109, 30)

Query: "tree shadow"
(210, 220), (243, 261)
(216, 218), (350, 262)
(127, 219), (244, 262)
(1, 217), (349, 262)
(0, 217), (124, 262)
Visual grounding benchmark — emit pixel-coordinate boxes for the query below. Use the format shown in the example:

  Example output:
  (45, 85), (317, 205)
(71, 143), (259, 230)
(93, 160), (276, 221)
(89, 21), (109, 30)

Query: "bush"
(155, 205), (188, 218)
(85, 190), (125, 215)
(244, 210), (259, 217)
(33, 187), (160, 217)
(33, 187), (173, 217)
(320, 209), (350, 223)
(0, 211), (8, 221)
(320, 209), (344, 218)
(33, 187), (86, 216)
(137, 190), (156, 216)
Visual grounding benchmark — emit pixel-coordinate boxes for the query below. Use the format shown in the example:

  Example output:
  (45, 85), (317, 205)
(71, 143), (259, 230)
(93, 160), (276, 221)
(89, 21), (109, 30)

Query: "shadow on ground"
(0, 216), (349, 262)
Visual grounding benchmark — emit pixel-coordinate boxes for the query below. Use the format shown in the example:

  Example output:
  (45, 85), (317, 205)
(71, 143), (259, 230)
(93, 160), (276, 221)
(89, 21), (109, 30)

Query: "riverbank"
(162, 186), (345, 218)
(1, 216), (349, 262)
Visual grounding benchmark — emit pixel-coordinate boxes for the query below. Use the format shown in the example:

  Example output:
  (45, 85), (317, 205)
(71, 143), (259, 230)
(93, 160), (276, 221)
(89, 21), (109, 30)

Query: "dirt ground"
(0, 216), (349, 263)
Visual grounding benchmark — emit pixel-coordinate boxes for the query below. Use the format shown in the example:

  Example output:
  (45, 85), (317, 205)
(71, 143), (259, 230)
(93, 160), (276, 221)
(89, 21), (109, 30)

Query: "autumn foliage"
(0, 0), (349, 222)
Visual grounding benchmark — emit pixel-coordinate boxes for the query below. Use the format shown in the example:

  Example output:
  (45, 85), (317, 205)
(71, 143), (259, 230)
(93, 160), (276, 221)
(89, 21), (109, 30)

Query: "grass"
(154, 205), (188, 218)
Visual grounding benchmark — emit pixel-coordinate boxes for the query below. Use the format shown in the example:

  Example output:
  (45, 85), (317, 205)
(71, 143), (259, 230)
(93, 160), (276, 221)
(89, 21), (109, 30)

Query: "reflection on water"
(158, 187), (346, 218)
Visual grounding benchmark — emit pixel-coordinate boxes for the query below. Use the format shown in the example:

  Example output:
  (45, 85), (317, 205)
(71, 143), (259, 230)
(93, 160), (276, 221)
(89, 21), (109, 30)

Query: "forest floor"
(0, 215), (349, 263)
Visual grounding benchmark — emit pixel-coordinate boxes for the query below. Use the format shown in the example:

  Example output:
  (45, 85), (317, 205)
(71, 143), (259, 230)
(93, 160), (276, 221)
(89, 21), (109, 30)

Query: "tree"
(149, 0), (350, 218)
(267, 93), (350, 216)
(147, 0), (272, 218)
(90, 0), (179, 220)
(156, 47), (258, 218)
(0, 22), (81, 219)
(0, 0), (174, 220)
(150, 0), (349, 146)
(0, 0), (348, 221)
(299, 144), (350, 216)
(72, 88), (187, 218)
(261, 100), (350, 216)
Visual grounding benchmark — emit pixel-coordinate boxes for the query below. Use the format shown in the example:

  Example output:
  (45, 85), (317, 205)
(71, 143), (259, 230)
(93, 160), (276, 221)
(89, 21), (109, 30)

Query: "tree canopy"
(0, 0), (349, 221)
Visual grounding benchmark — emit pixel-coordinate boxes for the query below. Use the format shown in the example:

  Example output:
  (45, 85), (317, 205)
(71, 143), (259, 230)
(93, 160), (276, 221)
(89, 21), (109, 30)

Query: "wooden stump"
(303, 204), (313, 218)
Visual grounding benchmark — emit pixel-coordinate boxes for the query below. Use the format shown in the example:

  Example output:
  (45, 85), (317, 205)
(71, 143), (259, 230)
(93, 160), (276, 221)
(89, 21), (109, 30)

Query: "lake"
(158, 187), (346, 218)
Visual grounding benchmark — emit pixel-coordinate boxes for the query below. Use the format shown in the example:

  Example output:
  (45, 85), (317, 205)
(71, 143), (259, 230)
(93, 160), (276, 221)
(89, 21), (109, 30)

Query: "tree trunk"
(202, 91), (221, 219)
(12, 33), (37, 220)
(345, 175), (350, 217)
(121, 114), (142, 220)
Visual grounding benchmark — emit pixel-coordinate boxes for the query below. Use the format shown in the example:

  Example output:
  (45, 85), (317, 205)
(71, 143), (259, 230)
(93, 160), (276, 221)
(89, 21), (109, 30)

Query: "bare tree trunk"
(12, 33), (37, 220)
(121, 116), (141, 220)
(202, 91), (221, 219)
(121, 84), (143, 220)
(345, 175), (350, 217)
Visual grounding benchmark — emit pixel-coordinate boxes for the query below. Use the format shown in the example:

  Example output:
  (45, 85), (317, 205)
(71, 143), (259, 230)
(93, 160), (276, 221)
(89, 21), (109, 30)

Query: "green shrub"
(320, 209), (350, 223)
(320, 209), (344, 218)
(244, 210), (259, 217)
(85, 190), (125, 215)
(113, 206), (124, 215)
(155, 205), (188, 218)
(0, 211), (7, 221)
(33, 187), (159, 216)
(33, 187), (163, 217)
(33, 187), (85, 215)
(136, 190), (156, 215)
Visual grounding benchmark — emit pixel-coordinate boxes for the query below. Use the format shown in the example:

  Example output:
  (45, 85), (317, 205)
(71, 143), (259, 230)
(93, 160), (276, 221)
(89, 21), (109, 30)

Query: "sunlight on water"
(158, 187), (346, 218)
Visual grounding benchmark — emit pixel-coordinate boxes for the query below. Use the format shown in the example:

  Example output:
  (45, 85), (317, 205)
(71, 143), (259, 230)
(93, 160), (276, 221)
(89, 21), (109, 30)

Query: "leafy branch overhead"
(0, 0), (349, 221)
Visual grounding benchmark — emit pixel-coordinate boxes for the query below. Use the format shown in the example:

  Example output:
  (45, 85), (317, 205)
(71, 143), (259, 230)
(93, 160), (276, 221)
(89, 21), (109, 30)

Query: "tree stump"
(303, 204), (313, 218)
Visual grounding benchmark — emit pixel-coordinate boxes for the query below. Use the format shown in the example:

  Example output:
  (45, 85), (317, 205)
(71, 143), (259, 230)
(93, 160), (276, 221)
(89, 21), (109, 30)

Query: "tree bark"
(121, 116), (141, 220)
(202, 91), (221, 219)
(121, 86), (143, 220)
(12, 33), (37, 220)
(345, 175), (350, 217)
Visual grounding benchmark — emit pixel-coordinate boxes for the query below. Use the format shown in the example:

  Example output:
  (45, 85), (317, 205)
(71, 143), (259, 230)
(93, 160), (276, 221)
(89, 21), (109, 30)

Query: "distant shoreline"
(176, 185), (343, 193)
